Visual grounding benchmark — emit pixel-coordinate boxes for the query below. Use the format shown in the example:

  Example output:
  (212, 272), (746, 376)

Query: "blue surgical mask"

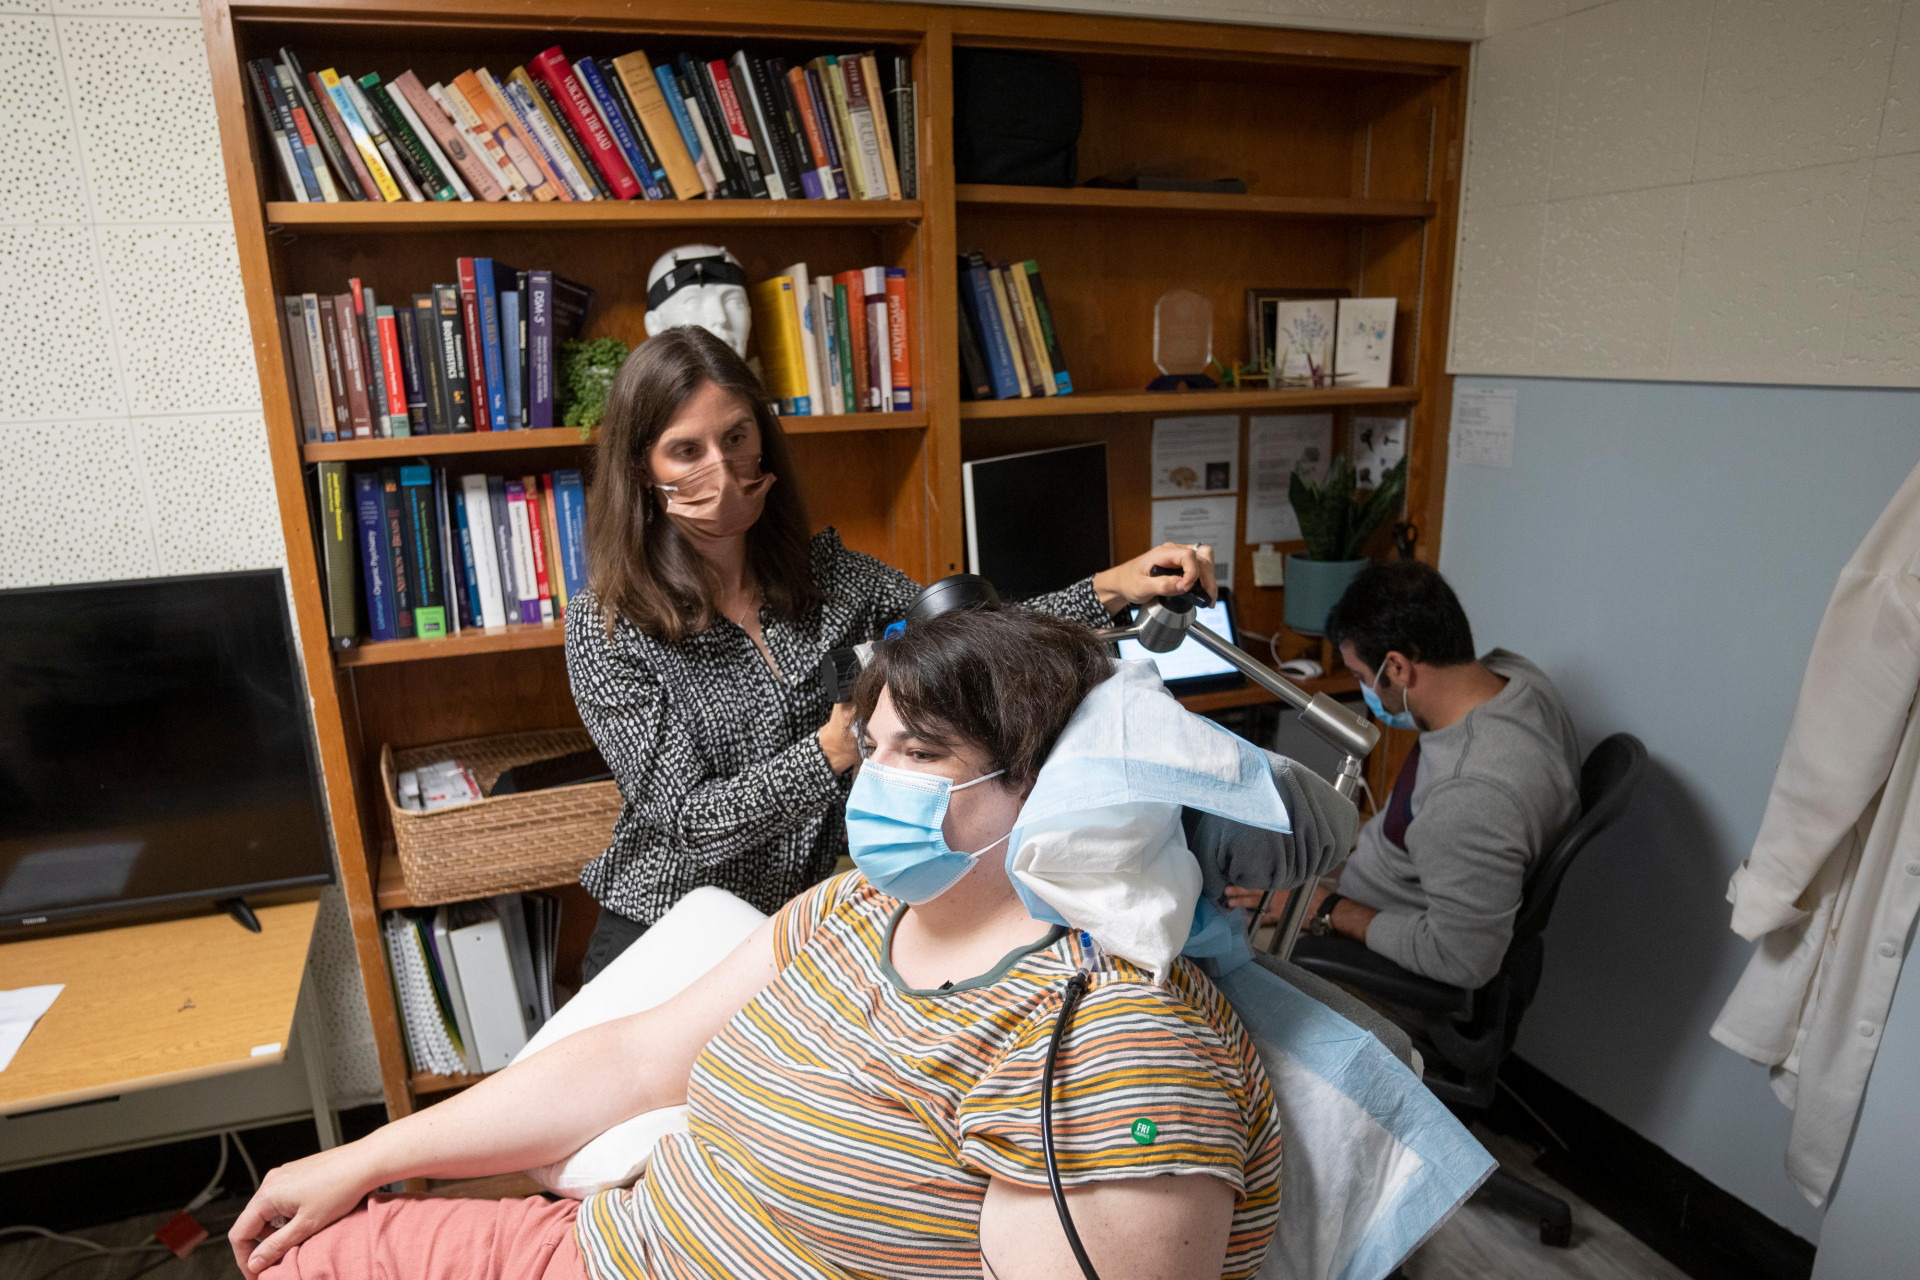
(1362, 671), (1420, 731)
(846, 759), (1010, 904)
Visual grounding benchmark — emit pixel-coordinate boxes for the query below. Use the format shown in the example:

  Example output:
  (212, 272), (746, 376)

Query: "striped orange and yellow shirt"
(576, 873), (1282, 1279)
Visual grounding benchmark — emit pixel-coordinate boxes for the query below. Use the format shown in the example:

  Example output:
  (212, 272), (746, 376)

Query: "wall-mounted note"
(1453, 385), (1516, 468)
(1151, 416), (1238, 498)
(1245, 413), (1332, 544)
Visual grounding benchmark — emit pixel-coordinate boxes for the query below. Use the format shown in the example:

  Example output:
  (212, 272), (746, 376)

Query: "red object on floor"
(155, 1210), (208, 1258)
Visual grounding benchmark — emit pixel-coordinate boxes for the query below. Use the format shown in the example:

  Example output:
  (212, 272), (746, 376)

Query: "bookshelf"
(204, 0), (1466, 1120)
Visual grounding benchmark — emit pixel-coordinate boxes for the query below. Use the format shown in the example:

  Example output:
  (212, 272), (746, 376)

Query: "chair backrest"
(1510, 733), (1647, 946)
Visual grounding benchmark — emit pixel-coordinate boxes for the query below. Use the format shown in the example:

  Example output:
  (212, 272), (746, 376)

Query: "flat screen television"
(0, 570), (333, 933)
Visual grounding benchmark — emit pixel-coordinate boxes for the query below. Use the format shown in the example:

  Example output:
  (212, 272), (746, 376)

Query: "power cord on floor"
(7, 1130), (260, 1280)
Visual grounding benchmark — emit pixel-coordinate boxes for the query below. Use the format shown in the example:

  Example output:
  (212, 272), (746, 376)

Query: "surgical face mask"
(655, 455), (775, 540)
(1362, 669), (1420, 731)
(846, 758), (1010, 904)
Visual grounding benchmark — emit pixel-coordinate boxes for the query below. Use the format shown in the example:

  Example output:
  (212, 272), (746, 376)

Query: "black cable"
(1041, 971), (1101, 1280)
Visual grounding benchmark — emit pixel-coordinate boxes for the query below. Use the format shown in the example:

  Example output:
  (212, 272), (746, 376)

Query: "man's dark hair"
(851, 608), (1113, 791)
(1324, 561), (1476, 671)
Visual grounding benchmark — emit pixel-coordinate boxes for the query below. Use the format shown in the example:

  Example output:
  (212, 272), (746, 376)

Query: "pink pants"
(259, 1193), (588, 1280)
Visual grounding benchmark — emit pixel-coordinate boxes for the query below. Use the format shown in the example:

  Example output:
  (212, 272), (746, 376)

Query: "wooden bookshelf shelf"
(335, 620), (564, 668)
(266, 199), (924, 232)
(956, 184), (1435, 221)
(301, 412), (923, 462)
(959, 386), (1420, 419)
(412, 1070), (488, 1097)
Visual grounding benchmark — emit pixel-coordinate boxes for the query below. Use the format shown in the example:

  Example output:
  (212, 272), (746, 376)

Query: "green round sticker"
(1130, 1117), (1158, 1146)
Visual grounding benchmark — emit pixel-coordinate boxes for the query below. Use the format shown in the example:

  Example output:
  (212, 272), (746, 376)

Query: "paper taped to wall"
(1453, 386), (1516, 468)
(1152, 495), (1237, 587)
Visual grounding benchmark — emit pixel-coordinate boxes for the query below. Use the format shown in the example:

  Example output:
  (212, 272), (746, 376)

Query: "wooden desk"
(0, 900), (319, 1116)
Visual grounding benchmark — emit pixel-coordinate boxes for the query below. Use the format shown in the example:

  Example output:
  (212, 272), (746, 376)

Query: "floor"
(0, 1137), (1692, 1280)
(1404, 1129), (1693, 1280)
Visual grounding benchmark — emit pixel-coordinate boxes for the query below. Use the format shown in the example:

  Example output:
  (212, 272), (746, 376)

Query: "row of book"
(749, 262), (912, 415)
(313, 462), (586, 647)
(385, 896), (560, 1076)
(956, 252), (1073, 401)
(249, 44), (915, 206)
(280, 261), (592, 442)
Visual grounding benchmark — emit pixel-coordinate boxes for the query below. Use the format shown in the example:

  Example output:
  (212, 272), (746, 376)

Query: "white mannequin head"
(644, 244), (752, 357)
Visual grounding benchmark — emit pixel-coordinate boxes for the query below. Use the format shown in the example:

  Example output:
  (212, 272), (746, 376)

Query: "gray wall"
(1437, 374), (1920, 1242)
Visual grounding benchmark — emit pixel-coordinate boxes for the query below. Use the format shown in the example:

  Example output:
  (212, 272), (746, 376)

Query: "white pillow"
(513, 887), (768, 1197)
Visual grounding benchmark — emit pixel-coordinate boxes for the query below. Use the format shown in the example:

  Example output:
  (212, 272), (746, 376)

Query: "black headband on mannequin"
(646, 256), (748, 310)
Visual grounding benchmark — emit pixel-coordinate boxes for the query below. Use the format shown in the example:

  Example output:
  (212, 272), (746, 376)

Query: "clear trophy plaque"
(1148, 288), (1218, 390)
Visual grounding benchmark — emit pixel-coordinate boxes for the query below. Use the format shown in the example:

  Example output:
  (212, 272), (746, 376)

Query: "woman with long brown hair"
(566, 325), (1214, 977)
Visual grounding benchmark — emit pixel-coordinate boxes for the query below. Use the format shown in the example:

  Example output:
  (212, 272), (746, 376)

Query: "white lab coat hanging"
(1711, 457), (1920, 1207)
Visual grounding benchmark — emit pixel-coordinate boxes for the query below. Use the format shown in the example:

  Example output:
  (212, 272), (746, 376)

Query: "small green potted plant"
(1284, 454), (1408, 635)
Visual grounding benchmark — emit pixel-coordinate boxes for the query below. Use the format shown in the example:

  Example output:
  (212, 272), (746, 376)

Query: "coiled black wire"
(1041, 971), (1101, 1280)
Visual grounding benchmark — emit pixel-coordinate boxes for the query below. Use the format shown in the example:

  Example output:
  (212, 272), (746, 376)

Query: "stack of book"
(313, 462), (587, 647)
(279, 262), (592, 443)
(384, 895), (562, 1076)
(248, 45), (916, 205)
(956, 252), (1072, 401)
(747, 262), (912, 415)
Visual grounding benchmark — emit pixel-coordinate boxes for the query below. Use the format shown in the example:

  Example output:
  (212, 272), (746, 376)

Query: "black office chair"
(1291, 732), (1647, 1247)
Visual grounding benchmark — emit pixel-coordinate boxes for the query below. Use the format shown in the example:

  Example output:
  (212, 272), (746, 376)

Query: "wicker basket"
(381, 729), (619, 905)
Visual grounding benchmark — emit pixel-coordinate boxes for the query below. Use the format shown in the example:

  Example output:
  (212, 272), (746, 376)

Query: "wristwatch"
(1307, 892), (1344, 937)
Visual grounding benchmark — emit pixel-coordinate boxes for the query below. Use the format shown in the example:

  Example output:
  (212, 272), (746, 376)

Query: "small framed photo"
(1246, 288), (1349, 379)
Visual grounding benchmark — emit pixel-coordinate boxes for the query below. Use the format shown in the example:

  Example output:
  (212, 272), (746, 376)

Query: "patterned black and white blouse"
(564, 528), (1113, 925)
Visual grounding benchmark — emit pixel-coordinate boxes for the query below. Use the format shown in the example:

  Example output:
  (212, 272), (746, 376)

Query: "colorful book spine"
(851, 54), (899, 199)
(280, 296), (320, 442)
(395, 305), (431, 429)
(729, 52), (787, 200)
(529, 75), (608, 198)
(412, 294), (447, 432)
(800, 64), (850, 199)
(576, 57), (660, 199)
(376, 305), (412, 435)
(279, 50), (359, 200)
(527, 272), (554, 430)
(658, 63), (721, 198)
(521, 474), (555, 622)
(433, 284), (475, 431)
(451, 482), (483, 628)
(766, 58), (823, 199)
(356, 73), (451, 200)
(501, 74), (583, 200)
(1023, 261), (1072, 394)
(455, 260), (492, 430)
(461, 474), (509, 628)
(833, 275), (864, 412)
(499, 287), (523, 432)
(814, 276), (843, 414)
(342, 76), (425, 201)
(820, 57), (865, 198)
(350, 282), (389, 436)
(963, 260), (1021, 399)
(354, 471), (397, 641)
(615, 52), (704, 201)
(472, 258), (509, 429)
(461, 69), (556, 202)
(256, 59), (322, 200)
(379, 466), (415, 637)
(539, 476), (568, 614)
(705, 59), (767, 198)
(781, 259), (824, 413)
(300, 294), (338, 440)
(749, 276), (809, 415)
(599, 57), (673, 199)
(432, 467), (462, 634)
(324, 295), (375, 436)
(982, 260), (1030, 396)
(244, 58), (306, 201)
(399, 464), (447, 638)
(488, 475), (521, 618)
(316, 462), (359, 645)
(862, 266), (892, 411)
(530, 47), (642, 199)
(999, 264), (1047, 398)
(884, 268), (911, 410)
(384, 80), (471, 200)
(309, 70), (381, 200)
(436, 79), (526, 198)
(394, 72), (502, 201)
(320, 69), (403, 201)
(504, 481), (540, 623)
(677, 56), (737, 197)
(552, 469), (589, 603)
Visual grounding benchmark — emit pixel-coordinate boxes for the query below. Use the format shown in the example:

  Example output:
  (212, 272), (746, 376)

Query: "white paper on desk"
(1245, 414), (1331, 544)
(1151, 416), (1238, 498)
(0, 984), (63, 1072)
(1152, 496), (1236, 587)
(1453, 386), (1516, 468)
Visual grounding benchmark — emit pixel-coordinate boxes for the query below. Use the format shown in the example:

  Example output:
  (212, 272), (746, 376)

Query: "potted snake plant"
(1284, 454), (1408, 636)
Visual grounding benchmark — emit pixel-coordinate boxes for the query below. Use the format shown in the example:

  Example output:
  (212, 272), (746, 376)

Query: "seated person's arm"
(229, 914), (783, 1275)
(1360, 778), (1532, 989)
(980, 1173), (1236, 1280)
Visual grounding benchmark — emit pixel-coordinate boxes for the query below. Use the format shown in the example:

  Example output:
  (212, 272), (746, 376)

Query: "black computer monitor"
(962, 442), (1111, 601)
(0, 570), (334, 932)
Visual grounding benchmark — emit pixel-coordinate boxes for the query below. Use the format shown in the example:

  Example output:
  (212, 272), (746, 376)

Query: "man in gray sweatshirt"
(1231, 562), (1580, 988)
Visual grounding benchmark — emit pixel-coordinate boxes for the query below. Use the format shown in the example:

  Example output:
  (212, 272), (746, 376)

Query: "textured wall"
(934, 0), (1483, 38)
(0, 0), (381, 1107)
(1452, 0), (1920, 386)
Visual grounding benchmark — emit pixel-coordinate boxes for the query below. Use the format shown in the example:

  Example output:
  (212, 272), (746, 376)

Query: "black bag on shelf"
(953, 49), (1082, 187)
